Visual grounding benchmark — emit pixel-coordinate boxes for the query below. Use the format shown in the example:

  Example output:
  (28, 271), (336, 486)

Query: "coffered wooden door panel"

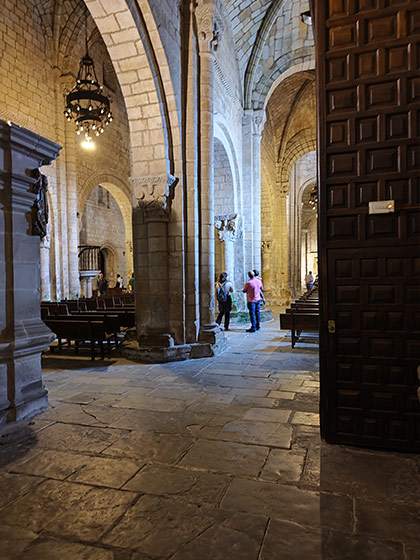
(315, 0), (420, 450)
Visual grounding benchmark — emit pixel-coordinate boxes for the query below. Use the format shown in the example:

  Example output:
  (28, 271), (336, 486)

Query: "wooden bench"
(280, 311), (319, 348)
(71, 309), (135, 329)
(45, 319), (115, 360)
(47, 313), (121, 346)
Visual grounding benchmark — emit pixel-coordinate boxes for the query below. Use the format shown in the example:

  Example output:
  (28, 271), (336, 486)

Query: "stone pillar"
(242, 110), (254, 271)
(0, 120), (61, 424)
(261, 239), (273, 299)
(131, 174), (178, 351)
(196, 0), (225, 344)
(252, 110), (265, 274)
(63, 101), (80, 299)
(242, 109), (265, 274)
(40, 224), (51, 301)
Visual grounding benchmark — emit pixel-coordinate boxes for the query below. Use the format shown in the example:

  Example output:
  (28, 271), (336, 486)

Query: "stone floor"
(0, 320), (419, 559)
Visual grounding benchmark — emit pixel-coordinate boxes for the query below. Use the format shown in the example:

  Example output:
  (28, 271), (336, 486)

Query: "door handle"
(328, 320), (336, 334)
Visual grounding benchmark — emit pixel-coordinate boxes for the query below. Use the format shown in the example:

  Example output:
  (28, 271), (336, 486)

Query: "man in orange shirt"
(243, 270), (263, 332)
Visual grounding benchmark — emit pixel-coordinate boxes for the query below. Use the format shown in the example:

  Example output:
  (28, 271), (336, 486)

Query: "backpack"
(216, 284), (227, 303)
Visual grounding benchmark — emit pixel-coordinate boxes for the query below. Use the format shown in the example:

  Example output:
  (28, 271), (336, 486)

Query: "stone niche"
(0, 120), (61, 424)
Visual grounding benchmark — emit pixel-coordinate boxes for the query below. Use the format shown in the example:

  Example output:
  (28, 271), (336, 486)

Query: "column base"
(121, 328), (226, 363)
(0, 319), (53, 426)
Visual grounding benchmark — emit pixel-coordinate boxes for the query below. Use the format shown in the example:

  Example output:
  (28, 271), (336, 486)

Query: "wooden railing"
(78, 245), (100, 271)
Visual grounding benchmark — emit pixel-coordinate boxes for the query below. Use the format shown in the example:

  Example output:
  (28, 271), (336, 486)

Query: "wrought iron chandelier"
(64, 45), (113, 148)
(309, 185), (318, 210)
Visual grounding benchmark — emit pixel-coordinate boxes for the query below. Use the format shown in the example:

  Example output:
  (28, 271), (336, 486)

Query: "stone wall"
(214, 138), (235, 215)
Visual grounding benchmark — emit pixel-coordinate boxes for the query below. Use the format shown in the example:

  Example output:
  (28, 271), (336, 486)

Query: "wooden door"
(315, 0), (420, 450)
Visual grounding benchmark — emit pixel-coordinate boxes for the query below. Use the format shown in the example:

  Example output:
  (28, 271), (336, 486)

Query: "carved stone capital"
(253, 109), (266, 135)
(196, 0), (225, 53)
(132, 174), (178, 222)
(215, 213), (240, 242)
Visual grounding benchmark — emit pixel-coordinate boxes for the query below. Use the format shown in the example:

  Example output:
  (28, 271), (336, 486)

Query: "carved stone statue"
(30, 169), (49, 239)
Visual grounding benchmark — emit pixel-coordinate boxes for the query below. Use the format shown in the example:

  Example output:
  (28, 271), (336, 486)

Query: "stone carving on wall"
(132, 174), (178, 221)
(215, 213), (240, 242)
(261, 240), (272, 252)
(30, 169), (49, 239)
(196, 0), (225, 52)
(253, 109), (266, 135)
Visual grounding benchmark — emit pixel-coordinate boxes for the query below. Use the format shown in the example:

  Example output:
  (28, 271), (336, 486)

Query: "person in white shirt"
(305, 271), (314, 291)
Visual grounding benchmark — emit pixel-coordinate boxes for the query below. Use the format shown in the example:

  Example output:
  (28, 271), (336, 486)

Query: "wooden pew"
(46, 313), (121, 347)
(45, 319), (114, 360)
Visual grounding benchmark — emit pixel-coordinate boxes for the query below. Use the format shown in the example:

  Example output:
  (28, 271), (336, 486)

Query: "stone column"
(40, 224), (51, 301)
(242, 110), (254, 271)
(0, 120), (61, 424)
(242, 109), (265, 274)
(196, 0), (225, 344)
(261, 239), (273, 299)
(63, 102), (80, 300)
(252, 110), (265, 274)
(131, 174), (178, 350)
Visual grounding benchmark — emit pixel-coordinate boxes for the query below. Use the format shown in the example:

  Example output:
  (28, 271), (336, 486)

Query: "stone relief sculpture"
(214, 213), (241, 242)
(132, 174), (178, 221)
(30, 169), (49, 239)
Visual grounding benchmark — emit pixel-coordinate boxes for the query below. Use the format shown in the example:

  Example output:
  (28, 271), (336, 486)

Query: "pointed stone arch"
(279, 129), (317, 194)
(79, 172), (133, 280)
(83, 0), (181, 180)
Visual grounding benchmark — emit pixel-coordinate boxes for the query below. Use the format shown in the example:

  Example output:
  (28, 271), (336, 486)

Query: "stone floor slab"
(123, 464), (230, 505)
(19, 538), (115, 560)
(0, 524), (38, 559)
(8, 449), (91, 480)
(45, 486), (137, 541)
(67, 455), (142, 488)
(217, 419), (292, 448)
(102, 431), (194, 463)
(179, 439), (269, 476)
(0, 471), (44, 508)
(243, 407), (291, 423)
(221, 478), (320, 526)
(320, 529), (405, 560)
(292, 411), (320, 426)
(268, 390), (296, 399)
(259, 518), (322, 560)
(171, 512), (268, 560)
(102, 495), (221, 557)
(1, 479), (91, 533)
(261, 447), (307, 483)
(35, 422), (126, 453)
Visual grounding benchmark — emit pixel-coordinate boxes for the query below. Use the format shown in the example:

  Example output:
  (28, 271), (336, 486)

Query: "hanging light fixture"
(64, 18), (113, 148)
(309, 185), (318, 210)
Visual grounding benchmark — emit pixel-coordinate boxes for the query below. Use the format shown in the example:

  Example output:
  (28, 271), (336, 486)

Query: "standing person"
(216, 272), (234, 331)
(253, 269), (266, 306)
(305, 271), (314, 291)
(97, 272), (107, 295)
(115, 274), (124, 289)
(243, 270), (263, 332)
(129, 272), (135, 294)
